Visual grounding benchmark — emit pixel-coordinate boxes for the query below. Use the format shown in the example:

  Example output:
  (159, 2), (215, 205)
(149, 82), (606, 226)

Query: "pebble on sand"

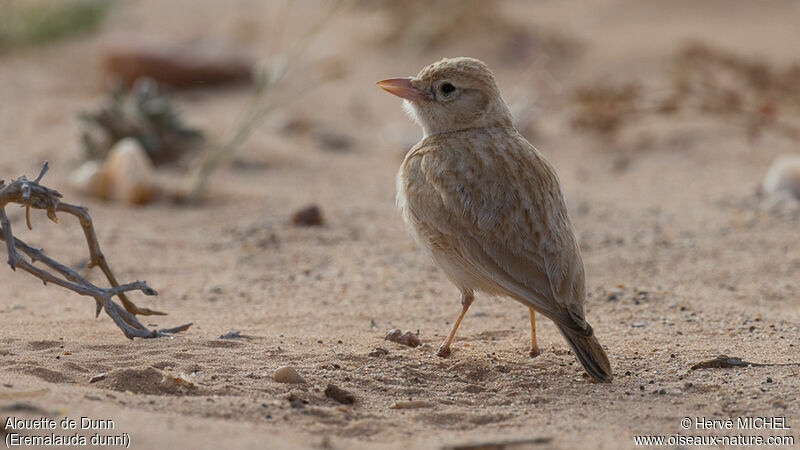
(384, 329), (421, 348)
(763, 154), (800, 200)
(273, 366), (305, 384)
(291, 205), (324, 227)
(369, 347), (389, 357)
(89, 373), (107, 383)
(71, 138), (157, 205)
(390, 400), (433, 410)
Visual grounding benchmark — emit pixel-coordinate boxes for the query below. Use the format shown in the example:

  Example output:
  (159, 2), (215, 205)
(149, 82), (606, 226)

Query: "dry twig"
(0, 162), (190, 338)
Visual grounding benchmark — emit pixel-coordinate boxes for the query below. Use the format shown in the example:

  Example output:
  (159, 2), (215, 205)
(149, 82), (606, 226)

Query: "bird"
(377, 57), (613, 382)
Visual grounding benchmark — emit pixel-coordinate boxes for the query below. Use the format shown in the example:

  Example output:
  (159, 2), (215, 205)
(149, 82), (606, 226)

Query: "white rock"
(71, 160), (110, 200)
(763, 154), (800, 200)
(71, 138), (157, 204)
(272, 366), (305, 384)
(104, 138), (157, 204)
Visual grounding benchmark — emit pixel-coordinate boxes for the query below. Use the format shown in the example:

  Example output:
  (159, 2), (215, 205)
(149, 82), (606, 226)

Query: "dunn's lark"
(378, 57), (612, 382)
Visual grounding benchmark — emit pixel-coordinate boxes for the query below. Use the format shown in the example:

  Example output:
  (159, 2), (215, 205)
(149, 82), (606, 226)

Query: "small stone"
(89, 373), (106, 383)
(369, 347), (389, 357)
(632, 322), (645, 328)
(291, 205), (324, 227)
(324, 384), (355, 404)
(72, 138), (157, 204)
(384, 329), (421, 348)
(763, 154), (800, 200)
(219, 330), (242, 339)
(273, 366), (305, 384)
(390, 400), (433, 409)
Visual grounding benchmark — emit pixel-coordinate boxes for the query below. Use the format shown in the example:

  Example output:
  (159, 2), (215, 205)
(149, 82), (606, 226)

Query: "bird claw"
(436, 345), (452, 358)
(529, 347), (541, 358)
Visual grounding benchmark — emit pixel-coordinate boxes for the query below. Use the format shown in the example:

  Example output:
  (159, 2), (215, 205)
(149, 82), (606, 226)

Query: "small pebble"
(763, 154), (800, 200)
(384, 329), (421, 348)
(369, 347), (389, 357)
(273, 366), (305, 384)
(89, 373), (106, 383)
(390, 400), (433, 409)
(291, 205), (324, 227)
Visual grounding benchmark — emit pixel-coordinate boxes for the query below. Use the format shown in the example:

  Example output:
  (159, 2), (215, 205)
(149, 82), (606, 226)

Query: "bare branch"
(0, 163), (190, 339)
(33, 161), (49, 183)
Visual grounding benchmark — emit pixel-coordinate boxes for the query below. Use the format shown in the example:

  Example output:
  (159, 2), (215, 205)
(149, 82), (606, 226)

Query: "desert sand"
(1, 1), (799, 449)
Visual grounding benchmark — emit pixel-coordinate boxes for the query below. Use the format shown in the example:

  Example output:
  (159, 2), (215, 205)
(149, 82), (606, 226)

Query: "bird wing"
(404, 130), (589, 333)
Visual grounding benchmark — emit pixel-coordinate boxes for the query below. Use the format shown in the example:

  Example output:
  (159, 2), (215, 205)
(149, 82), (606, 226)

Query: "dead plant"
(0, 162), (190, 338)
(177, 0), (351, 201)
(79, 78), (203, 166)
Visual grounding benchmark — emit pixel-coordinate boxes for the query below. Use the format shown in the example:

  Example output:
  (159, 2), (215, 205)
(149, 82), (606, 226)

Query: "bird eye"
(440, 83), (455, 95)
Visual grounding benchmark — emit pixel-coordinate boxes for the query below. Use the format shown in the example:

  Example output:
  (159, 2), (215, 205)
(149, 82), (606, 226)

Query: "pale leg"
(437, 292), (474, 358)
(529, 308), (541, 357)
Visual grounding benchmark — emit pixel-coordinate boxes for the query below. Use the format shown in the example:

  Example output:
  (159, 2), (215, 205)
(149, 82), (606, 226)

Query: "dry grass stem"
(177, 0), (351, 201)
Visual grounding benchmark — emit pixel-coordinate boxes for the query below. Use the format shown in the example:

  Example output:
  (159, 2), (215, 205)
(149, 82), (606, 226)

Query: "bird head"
(377, 57), (513, 137)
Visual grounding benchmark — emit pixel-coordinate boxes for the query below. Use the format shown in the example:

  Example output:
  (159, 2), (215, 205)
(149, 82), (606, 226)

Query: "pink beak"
(376, 77), (430, 102)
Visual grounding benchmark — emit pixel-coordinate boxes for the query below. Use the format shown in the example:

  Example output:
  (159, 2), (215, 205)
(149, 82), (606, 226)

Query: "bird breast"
(395, 126), (585, 304)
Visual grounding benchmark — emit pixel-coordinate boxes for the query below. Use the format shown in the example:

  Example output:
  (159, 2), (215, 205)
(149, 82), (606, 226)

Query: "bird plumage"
(383, 57), (612, 382)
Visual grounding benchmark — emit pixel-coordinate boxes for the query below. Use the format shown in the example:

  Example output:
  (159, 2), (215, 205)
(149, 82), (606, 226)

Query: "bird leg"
(529, 308), (541, 357)
(437, 292), (474, 358)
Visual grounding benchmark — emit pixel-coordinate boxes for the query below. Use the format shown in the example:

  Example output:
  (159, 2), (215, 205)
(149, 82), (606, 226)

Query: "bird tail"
(558, 325), (613, 383)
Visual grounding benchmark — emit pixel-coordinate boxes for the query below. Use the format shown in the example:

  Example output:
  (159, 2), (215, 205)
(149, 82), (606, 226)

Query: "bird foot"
(437, 345), (452, 358)
(529, 347), (541, 358)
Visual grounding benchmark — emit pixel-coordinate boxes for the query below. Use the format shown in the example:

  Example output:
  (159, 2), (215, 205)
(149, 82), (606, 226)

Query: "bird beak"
(376, 77), (430, 102)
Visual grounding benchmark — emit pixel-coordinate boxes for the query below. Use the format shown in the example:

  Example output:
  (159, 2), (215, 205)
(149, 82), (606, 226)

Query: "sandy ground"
(1, 1), (799, 449)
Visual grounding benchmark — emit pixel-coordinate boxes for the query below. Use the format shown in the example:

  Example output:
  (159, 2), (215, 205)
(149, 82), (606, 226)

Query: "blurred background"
(1, 0), (799, 205)
(1, 1), (799, 448)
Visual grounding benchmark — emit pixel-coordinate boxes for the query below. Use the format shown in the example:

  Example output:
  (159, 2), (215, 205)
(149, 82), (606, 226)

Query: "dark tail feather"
(558, 326), (613, 383)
